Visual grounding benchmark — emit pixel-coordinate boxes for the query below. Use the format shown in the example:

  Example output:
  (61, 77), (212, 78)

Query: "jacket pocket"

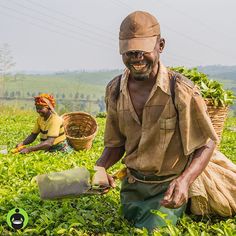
(159, 116), (177, 150)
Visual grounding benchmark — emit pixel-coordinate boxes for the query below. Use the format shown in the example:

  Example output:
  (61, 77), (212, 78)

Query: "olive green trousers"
(120, 177), (186, 231)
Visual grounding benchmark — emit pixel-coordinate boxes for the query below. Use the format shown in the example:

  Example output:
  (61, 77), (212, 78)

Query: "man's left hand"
(160, 177), (190, 209)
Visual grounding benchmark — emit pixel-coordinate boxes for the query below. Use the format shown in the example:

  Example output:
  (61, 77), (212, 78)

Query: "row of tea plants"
(0, 106), (235, 235)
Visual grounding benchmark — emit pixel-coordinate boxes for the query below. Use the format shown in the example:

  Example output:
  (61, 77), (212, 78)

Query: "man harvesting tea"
(95, 11), (236, 231)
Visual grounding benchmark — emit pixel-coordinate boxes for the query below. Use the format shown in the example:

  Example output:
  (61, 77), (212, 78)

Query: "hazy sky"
(1, 0), (236, 71)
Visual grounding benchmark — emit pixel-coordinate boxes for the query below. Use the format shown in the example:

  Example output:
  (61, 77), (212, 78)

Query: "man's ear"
(159, 38), (165, 53)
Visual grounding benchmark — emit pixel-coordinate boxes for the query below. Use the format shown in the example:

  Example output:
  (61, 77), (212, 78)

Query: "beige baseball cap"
(119, 11), (160, 54)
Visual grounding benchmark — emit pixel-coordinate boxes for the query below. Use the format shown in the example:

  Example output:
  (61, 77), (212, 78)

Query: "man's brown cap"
(119, 11), (160, 54)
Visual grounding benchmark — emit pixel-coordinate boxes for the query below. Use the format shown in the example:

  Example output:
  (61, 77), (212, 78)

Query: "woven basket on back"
(205, 99), (228, 142)
(62, 112), (98, 151)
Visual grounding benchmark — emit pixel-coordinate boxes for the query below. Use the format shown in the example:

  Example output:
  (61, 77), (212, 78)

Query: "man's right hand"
(93, 166), (116, 188)
(100, 173), (116, 194)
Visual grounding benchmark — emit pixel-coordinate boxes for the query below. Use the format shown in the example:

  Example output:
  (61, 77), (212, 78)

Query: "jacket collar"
(120, 61), (171, 96)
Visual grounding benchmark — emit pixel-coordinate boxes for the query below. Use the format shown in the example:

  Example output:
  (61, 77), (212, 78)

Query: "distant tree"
(16, 91), (21, 97)
(0, 44), (15, 96)
(27, 92), (31, 97)
(0, 44), (15, 78)
(4, 91), (8, 97)
(86, 94), (90, 100)
(80, 100), (87, 111)
(74, 103), (81, 111)
(80, 94), (84, 99)
(97, 97), (105, 112)
(10, 91), (15, 97)
(59, 101), (74, 114)
(62, 93), (65, 99)
(74, 92), (79, 99)
(32, 92), (36, 97)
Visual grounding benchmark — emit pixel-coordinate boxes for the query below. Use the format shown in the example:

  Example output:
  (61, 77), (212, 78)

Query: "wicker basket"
(62, 112), (98, 150)
(205, 99), (228, 142)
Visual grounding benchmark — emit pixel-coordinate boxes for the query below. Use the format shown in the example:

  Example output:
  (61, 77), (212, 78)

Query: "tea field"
(0, 107), (236, 235)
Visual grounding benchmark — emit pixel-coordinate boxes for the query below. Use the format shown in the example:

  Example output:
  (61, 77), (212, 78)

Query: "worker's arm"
(95, 146), (125, 187)
(20, 137), (55, 154)
(16, 133), (38, 147)
(161, 139), (216, 209)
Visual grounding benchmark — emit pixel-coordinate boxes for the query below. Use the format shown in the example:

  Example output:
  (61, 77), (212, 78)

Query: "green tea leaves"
(171, 67), (236, 107)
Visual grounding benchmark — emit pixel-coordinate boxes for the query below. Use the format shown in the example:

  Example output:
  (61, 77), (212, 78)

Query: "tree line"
(0, 91), (106, 114)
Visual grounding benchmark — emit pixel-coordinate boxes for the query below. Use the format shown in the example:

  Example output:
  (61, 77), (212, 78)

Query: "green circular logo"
(6, 208), (28, 230)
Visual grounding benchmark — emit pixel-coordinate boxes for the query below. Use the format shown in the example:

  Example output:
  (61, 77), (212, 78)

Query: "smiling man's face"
(122, 38), (165, 81)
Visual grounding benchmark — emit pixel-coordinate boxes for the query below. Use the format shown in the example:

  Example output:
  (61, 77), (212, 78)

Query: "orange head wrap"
(34, 93), (56, 109)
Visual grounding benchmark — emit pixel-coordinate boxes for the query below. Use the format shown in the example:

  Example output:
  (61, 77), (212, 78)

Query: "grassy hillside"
(0, 107), (235, 235)
(3, 70), (122, 98)
(1, 70), (123, 114)
(1, 66), (235, 115)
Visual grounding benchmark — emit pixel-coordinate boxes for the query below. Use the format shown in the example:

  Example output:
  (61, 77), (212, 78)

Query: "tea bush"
(171, 67), (235, 107)
(0, 108), (235, 235)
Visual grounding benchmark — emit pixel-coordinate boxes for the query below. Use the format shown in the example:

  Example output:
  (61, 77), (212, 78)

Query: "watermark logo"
(6, 208), (28, 230)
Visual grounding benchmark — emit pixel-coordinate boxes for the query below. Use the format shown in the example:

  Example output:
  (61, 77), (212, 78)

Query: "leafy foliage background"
(0, 107), (235, 235)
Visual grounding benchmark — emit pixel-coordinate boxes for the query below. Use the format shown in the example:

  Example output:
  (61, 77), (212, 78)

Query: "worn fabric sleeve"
(32, 117), (40, 134)
(176, 82), (219, 156)
(104, 81), (125, 147)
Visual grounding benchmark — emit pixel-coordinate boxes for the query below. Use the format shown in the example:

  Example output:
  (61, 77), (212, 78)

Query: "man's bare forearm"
(178, 139), (216, 185)
(96, 146), (125, 170)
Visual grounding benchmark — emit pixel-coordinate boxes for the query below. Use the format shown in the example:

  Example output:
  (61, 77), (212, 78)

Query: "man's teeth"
(132, 64), (146, 71)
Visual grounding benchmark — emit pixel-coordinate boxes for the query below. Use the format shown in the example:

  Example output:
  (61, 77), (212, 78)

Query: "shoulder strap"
(106, 74), (122, 110)
(169, 72), (178, 115)
(114, 74), (122, 101)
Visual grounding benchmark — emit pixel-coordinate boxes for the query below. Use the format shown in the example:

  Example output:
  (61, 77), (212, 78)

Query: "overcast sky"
(0, 0), (236, 71)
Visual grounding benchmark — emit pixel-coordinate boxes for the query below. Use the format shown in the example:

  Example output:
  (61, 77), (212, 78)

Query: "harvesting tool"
(36, 166), (128, 200)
